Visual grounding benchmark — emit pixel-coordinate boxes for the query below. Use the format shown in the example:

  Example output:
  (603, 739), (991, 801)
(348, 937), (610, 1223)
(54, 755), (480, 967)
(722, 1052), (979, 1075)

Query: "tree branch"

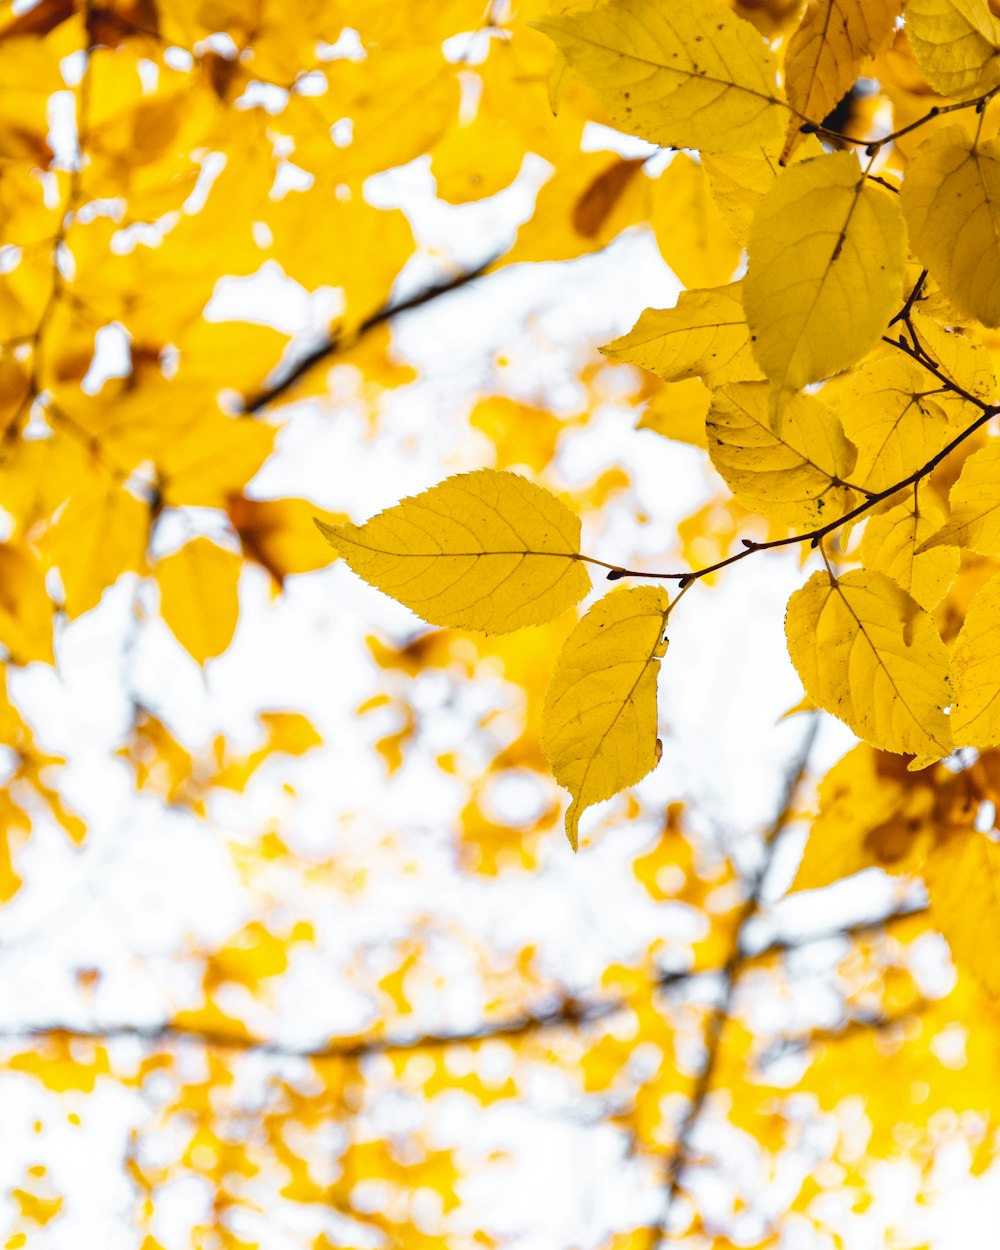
(240, 253), (503, 414)
(600, 281), (997, 589)
(650, 717), (819, 1248)
(0, 902), (924, 1064)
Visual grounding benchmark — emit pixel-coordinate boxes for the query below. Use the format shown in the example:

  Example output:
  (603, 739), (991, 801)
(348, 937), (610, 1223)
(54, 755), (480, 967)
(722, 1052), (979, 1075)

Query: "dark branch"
(241, 253), (503, 414)
(0, 903), (924, 1063)
(652, 718), (819, 1247)
(599, 287), (998, 587)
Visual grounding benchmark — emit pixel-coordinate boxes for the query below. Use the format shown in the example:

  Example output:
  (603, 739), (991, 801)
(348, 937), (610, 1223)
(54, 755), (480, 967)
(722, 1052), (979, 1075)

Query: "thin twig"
(241, 253), (503, 413)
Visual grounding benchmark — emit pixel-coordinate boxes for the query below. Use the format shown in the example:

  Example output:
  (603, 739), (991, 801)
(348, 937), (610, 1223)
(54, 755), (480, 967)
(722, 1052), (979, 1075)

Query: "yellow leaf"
(542, 586), (669, 850)
(906, 0), (1000, 100)
(226, 495), (342, 587)
(860, 490), (960, 611)
(0, 543), (53, 665)
(706, 382), (859, 528)
(637, 378), (712, 448)
(901, 127), (1000, 328)
(910, 314), (997, 413)
(601, 283), (763, 387)
(793, 744), (934, 891)
(532, 0), (784, 155)
(744, 152), (907, 389)
(156, 538), (241, 664)
(785, 568), (952, 755)
(649, 154), (743, 289)
(316, 470), (590, 635)
(702, 133), (825, 245)
(925, 829), (1000, 996)
(46, 477), (150, 618)
(920, 442), (1000, 554)
(781, 0), (900, 161)
(950, 572), (1000, 745)
(838, 355), (952, 492)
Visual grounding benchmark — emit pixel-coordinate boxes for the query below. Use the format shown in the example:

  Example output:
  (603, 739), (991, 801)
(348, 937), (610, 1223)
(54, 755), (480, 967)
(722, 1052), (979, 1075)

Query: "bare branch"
(240, 253), (502, 414)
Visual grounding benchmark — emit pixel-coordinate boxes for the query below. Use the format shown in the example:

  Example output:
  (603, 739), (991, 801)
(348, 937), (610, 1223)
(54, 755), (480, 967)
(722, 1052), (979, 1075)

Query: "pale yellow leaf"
(744, 152), (907, 389)
(950, 571), (1000, 745)
(906, 0), (1000, 100)
(901, 128), (1000, 328)
(649, 154), (743, 289)
(156, 537), (241, 664)
(781, 0), (900, 161)
(601, 283), (763, 387)
(637, 378), (711, 448)
(316, 470), (591, 635)
(542, 586), (669, 850)
(919, 442), (1000, 554)
(707, 383), (859, 527)
(910, 313), (997, 418)
(860, 491), (960, 610)
(785, 569), (952, 755)
(46, 478), (149, 619)
(533, 0), (784, 155)
(702, 134), (825, 246)
(838, 355), (952, 492)
(925, 830), (1000, 995)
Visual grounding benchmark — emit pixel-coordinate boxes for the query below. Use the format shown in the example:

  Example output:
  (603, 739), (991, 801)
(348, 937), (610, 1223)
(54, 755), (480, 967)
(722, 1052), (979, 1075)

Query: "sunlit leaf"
(744, 153), (907, 389)
(542, 586), (669, 850)
(316, 470), (591, 634)
(785, 568), (952, 755)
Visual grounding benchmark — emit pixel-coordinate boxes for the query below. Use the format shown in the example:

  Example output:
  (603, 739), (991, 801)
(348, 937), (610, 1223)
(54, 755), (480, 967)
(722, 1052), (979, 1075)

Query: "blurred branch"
(650, 715), (820, 1248)
(0, 898), (925, 1064)
(240, 253), (502, 414)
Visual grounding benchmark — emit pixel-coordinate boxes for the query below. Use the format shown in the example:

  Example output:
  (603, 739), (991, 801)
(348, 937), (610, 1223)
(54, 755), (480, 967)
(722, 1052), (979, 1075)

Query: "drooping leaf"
(905, 0), (1000, 101)
(785, 568), (952, 756)
(156, 537), (242, 664)
(316, 470), (591, 635)
(542, 586), (669, 850)
(744, 152), (907, 389)
(919, 442), (1000, 554)
(601, 284), (762, 387)
(532, 0), (785, 155)
(782, 0), (900, 161)
(901, 127), (1000, 328)
(706, 383), (859, 528)
(950, 572), (1000, 746)
(860, 490), (960, 611)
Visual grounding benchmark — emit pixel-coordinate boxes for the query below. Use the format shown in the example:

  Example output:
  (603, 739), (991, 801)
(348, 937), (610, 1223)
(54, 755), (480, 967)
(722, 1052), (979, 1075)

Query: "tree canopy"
(2, 1), (1000, 1248)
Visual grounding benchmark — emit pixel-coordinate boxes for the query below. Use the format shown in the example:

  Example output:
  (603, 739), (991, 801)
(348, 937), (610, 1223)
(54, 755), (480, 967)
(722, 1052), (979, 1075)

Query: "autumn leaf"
(860, 491), (959, 611)
(785, 569), (952, 756)
(901, 127), (1000, 328)
(744, 152), (907, 390)
(919, 442), (1000, 554)
(950, 572), (1000, 745)
(781, 0), (900, 161)
(905, 0), (1000, 100)
(706, 382), (859, 528)
(601, 284), (762, 388)
(315, 469), (591, 634)
(925, 829), (1000, 995)
(542, 586), (669, 850)
(533, 0), (784, 155)
(156, 537), (242, 664)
